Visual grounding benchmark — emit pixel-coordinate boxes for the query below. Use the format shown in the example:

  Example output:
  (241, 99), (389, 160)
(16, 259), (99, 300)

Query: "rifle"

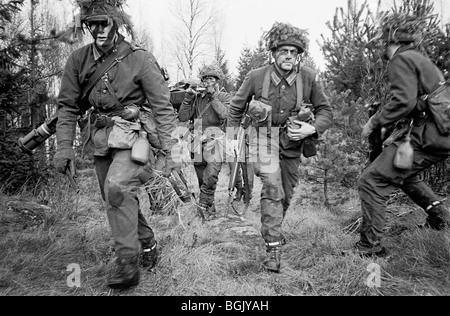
(225, 112), (251, 217)
(365, 101), (395, 163)
(66, 160), (80, 194)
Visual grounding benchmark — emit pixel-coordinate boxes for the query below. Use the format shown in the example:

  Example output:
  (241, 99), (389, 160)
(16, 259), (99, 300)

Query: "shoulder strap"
(80, 41), (137, 102)
(261, 65), (273, 103)
(295, 66), (304, 111)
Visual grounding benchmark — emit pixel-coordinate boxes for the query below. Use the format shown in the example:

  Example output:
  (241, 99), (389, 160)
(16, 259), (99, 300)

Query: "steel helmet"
(199, 64), (223, 81)
(264, 22), (309, 53)
(76, 0), (134, 37)
(380, 13), (423, 45)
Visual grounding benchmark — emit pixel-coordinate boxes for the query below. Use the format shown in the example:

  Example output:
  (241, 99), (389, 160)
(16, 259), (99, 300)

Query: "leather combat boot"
(107, 255), (140, 289)
(140, 239), (158, 269)
(353, 240), (388, 258)
(425, 202), (450, 230)
(199, 202), (217, 221)
(262, 241), (282, 273)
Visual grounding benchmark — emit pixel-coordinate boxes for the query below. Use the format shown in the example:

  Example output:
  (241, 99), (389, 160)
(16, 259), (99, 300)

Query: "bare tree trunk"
(169, 0), (215, 80)
(29, 0), (37, 129)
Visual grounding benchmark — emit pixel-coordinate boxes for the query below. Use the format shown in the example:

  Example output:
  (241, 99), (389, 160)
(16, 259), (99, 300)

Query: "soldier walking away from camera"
(356, 13), (450, 258)
(53, 0), (182, 289)
(178, 65), (231, 221)
(227, 22), (332, 272)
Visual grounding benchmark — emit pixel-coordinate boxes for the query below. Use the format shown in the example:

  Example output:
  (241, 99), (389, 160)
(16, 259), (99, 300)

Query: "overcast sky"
(125, 0), (449, 79)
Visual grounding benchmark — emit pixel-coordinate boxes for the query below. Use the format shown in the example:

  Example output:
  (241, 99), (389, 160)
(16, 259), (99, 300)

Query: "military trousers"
(358, 142), (448, 249)
(193, 149), (223, 206)
(94, 149), (155, 259)
(250, 129), (302, 243)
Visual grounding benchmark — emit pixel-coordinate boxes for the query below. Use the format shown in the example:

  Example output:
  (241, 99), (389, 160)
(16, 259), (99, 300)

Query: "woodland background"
(0, 0), (450, 296)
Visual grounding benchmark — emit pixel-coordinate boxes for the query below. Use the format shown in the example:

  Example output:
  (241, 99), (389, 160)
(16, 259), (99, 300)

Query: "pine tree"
(234, 38), (270, 90)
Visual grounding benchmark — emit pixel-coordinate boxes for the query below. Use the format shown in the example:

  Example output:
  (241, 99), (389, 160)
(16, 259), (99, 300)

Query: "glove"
(287, 121), (316, 141)
(362, 116), (377, 141)
(206, 84), (219, 99)
(53, 142), (76, 174)
(183, 88), (197, 103)
(163, 150), (183, 177)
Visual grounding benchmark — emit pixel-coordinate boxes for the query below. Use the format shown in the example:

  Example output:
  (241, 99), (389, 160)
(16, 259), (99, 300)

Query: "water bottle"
(393, 134), (414, 170)
(131, 130), (150, 165)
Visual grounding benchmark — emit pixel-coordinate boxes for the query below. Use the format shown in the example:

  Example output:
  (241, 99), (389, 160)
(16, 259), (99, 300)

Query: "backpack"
(421, 80), (450, 135)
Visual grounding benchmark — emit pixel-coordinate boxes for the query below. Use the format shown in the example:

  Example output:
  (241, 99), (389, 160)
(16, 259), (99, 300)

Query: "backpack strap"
(80, 40), (140, 106)
(261, 65), (273, 103)
(295, 66), (304, 111)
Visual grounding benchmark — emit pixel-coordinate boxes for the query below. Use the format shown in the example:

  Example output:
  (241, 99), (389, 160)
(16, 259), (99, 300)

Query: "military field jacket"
(373, 46), (450, 152)
(178, 91), (231, 131)
(228, 65), (332, 134)
(56, 37), (178, 152)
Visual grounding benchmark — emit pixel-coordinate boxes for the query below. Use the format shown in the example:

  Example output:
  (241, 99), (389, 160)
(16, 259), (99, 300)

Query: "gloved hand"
(362, 115), (377, 141)
(287, 121), (316, 141)
(183, 88), (197, 104)
(163, 150), (183, 177)
(206, 84), (219, 99)
(53, 142), (76, 174)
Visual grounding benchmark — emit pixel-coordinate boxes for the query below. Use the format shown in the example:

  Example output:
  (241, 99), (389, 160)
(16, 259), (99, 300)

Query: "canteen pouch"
(107, 117), (141, 149)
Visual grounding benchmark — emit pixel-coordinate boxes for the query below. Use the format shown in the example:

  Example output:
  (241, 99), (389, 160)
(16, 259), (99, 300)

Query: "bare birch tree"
(167, 0), (215, 80)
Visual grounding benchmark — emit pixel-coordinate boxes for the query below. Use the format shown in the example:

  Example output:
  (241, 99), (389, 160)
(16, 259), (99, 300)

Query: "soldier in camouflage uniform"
(178, 65), (231, 220)
(227, 22), (333, 272)
(53, 0), (181, 289)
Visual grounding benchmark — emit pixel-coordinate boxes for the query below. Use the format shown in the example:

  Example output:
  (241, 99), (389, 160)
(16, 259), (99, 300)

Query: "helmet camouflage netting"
(76, 0), (134, 37)
(263, 22), (309, 53)
(379, 12), (427, 45)
(199, 64), (223, 81)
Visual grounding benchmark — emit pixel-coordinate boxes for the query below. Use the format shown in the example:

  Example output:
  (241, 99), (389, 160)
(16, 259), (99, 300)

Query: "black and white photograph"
(0, 0), (449, 300)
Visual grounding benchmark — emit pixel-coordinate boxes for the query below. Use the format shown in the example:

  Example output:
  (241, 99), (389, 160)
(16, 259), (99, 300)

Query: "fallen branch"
(342, 217), (362, 234)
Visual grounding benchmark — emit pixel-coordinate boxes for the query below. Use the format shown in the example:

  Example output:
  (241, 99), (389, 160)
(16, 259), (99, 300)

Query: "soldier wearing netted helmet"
(227, 22), (332, 272)
(53, 0), (182, 289)
(178, 64), (231, 220)
(356, 13), (450, 257)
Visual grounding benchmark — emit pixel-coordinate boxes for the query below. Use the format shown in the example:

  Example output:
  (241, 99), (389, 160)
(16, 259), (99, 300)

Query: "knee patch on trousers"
(108, 183), (125, 207)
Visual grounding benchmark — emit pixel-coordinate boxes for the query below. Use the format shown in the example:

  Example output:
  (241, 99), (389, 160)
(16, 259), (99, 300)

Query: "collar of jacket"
(92, 33), (125, 61)
(271, 65), (297, 87)
(391, 44), (416, 60)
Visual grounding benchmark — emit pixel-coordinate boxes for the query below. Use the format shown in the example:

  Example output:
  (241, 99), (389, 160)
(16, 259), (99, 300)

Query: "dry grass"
(0, 164), (449, 296)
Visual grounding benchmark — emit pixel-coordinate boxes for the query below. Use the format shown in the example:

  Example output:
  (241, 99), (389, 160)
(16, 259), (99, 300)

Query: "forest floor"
(0, 162), (449, 297)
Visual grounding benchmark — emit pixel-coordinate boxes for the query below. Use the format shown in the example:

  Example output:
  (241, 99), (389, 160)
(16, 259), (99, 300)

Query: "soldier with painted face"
(53, 0), (181, 289)
(356, 14), (450, 257)
(227, 22), (333, 272)
(178, 65), (231, 220)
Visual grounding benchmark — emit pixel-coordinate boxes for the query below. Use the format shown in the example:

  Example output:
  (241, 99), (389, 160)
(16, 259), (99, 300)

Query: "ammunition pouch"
(248, 99), (272, 127)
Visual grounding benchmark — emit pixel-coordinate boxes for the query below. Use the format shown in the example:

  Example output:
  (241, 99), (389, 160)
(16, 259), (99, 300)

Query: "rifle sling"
(80, 41), (137, 104)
